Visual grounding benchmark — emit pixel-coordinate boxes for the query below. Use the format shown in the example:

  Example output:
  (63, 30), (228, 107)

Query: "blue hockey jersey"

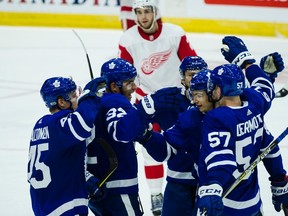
(87, 93), (148, 195)
(199, 65), (286, 215)
(27, 97), (100, 216)
(141, 89), (203, 185)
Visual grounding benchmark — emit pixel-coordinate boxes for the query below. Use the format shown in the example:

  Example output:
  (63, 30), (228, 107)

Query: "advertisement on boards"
(204, 0), (288, 8)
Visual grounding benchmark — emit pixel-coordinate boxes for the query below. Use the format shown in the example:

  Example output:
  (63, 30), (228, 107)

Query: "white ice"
(0, 26), (287, 216)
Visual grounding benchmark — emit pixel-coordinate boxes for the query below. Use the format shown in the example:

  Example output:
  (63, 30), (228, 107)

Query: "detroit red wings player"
(118, 0), (197, 215)
(119, 0), (161, 31)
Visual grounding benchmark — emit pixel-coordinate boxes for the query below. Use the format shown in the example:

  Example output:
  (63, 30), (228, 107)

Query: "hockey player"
(85, 58), (181, 216)
(119, 0), (161, 31)
(197, 36), (288, 216)
(118, 0), (197, 214)
(27, 76), (106, 216)
(137, 42), (286, 216)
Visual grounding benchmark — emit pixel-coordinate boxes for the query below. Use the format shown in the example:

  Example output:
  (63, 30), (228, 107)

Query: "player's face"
(183, 70), (200, 88)
(68, 86), (82, 110)
(122, 78), (137, 101)
(135, 7), (155, 30)
(191, 90), (213, 113)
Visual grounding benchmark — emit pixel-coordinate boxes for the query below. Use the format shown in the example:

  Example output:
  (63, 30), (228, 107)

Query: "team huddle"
(27, 0), (288, 216)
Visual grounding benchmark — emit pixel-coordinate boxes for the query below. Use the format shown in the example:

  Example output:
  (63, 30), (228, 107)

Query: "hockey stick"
(72, 29), (94, 80)
(275, 87), (288, 98)
(72, 29), (118, 188)
(284, 205), (288, 216)
(96, 138), (118, 188)
(223, 127), (288, 198)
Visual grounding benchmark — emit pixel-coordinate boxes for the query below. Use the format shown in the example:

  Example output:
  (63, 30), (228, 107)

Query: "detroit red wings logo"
(141, 49), (172, 75)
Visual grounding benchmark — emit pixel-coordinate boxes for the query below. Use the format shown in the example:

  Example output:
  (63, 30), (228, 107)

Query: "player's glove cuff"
(198, 183), (223, 198)
(232, 51), (256, 69)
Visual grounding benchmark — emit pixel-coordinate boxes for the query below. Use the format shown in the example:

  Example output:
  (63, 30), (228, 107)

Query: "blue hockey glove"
(198, 183), (224, 216)
(260, 52), (284, 83)
(86, 174), (107, 201)
(221, 36), (256, 69)
(270, 175), (288, 212)
(78, 77), (106, 104)
(135, 123), (153, 144)
(137, 87), (182, 119)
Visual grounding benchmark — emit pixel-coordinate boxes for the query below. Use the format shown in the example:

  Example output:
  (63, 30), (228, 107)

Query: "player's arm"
(220, 36), (275, 112)
(59, 77), (105, 142)
(177, 35), (197, 60)
(197, 113), (235, 216)
(105, 100), (148, 143)
(261, 127), (288, 213)
(118, 45), (134, 64)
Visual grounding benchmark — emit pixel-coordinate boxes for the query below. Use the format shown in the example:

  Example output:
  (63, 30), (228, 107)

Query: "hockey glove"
(78, 77), (106, 104)
(86, 174), (107, 202)
(260, 52), (284, 83)
(135, 123), (153, 144)
(198, 183), (224, 216)
(221, 36), (256, 69)
(137, 87), (182, 119)
(270, 175), (288, 212)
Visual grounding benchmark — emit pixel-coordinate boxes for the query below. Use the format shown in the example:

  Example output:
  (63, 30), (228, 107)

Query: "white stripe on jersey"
(167, 168), (195, 180)
(205, 149), (234, 164)
(207, 160), (237, 171)
(73, 112), (92, 132)
(47, 198), (88, 216)
(223, 190), (260, 210)
(106, 177), (138, 188)
(68, 117), (85, 141)
(121, 194), (136, 216)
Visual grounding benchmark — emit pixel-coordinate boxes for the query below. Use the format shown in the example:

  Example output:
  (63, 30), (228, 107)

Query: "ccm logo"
(199, 188), (222, 196)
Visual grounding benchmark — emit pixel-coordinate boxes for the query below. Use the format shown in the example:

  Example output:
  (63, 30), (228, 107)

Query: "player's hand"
(270, 175), (288, 212)
(260, 52), (284, 82)
(137, 87), (182, 118)
(135, 123), (153, 144)
(198, 183), (224, 216)
(221, 36), (255, 69)
(86, 175), (107, 201)
(78, 77), (106, 104)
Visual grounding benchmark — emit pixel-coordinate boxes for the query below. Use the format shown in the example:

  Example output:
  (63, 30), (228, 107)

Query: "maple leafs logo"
(53, 80), (60, 88)
(141, 49), (172, 75)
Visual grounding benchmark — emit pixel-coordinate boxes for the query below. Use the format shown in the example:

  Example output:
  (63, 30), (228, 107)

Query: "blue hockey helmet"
(189, 68), (212, 92)
(101, 58), (137, 87)
(210, 64), (245, 96)
(179, 56), (208, 78)
(40, 77), (77, 108)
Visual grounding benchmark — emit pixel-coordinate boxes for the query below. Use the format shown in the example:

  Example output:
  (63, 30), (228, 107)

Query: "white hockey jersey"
(119, 21), (197, 100)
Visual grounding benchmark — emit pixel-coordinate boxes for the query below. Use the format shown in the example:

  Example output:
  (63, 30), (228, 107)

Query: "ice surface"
(0, 26), (287, 215)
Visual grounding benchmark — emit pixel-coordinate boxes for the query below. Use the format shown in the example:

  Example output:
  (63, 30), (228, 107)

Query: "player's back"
(28, 111), (88, 216)
(201, 99), (266, 215)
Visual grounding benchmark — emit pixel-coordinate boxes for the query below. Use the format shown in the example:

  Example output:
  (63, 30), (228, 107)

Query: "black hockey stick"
(73, 29), (118, 187)
(96, 138), (118, 188)
(223, 127), (288, 198)
(275, 87), (288, 98)
(72, 29), (94, 80)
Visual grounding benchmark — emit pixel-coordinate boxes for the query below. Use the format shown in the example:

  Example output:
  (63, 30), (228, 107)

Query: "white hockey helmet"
(133, 0), (157, 12)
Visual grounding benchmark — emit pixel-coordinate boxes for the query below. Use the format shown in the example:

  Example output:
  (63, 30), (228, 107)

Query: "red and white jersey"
(119, 21), (197, 99)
